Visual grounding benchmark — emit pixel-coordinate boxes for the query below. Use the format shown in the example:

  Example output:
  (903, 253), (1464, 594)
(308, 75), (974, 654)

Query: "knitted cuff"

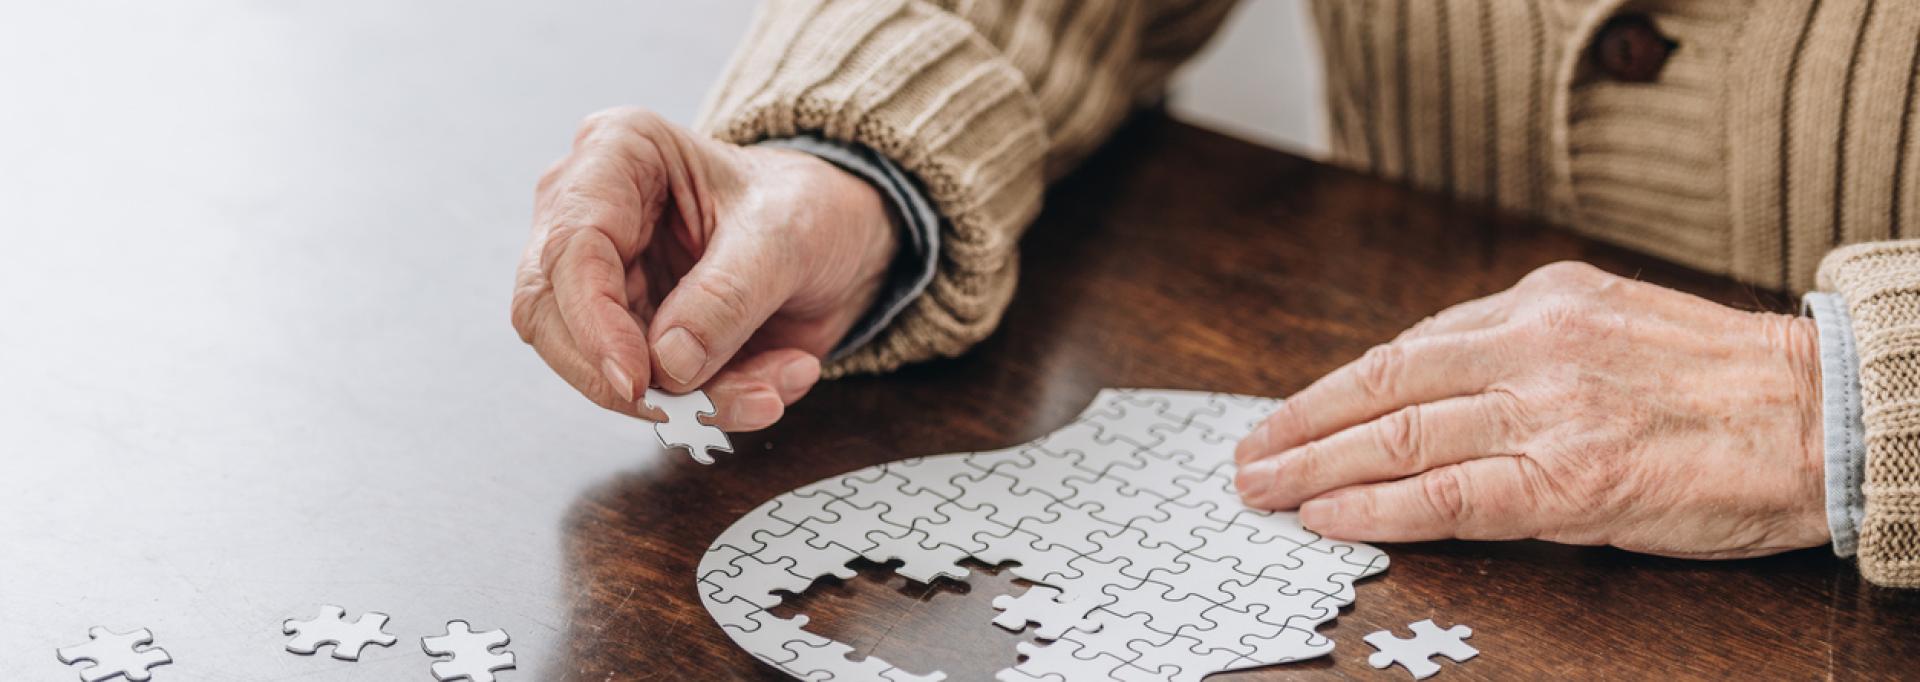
(1817, 240), (1920, 587)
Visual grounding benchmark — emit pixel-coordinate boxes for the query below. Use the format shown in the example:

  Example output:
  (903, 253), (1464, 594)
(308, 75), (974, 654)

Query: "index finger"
(534, 148), (664, 404)
(550, 226), (652, 403)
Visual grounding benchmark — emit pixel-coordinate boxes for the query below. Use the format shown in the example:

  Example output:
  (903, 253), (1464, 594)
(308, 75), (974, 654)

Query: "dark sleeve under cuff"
(758, 135), (942, 362)
(1805, 291), (1868, 557)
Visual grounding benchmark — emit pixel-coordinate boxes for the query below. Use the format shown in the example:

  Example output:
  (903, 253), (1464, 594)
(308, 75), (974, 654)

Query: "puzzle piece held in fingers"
(645, 388), (732, 464)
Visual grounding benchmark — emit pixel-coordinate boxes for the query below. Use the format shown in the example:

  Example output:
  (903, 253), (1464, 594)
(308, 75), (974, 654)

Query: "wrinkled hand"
(513, 107), (897, 431)
(1234, 262), (1829, 559)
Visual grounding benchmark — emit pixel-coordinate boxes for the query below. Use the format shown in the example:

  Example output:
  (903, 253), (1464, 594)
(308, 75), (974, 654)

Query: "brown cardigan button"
(1590, 15), (1674, 83)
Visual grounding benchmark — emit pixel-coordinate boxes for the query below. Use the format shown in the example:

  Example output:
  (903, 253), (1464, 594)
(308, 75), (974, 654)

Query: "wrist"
(1788, 315), (1823, 473)
(811, 152), (899, 314)
(753, 144), (901, 332)
(1781, 314), (1832, 546)
(833, 163), (902, 299)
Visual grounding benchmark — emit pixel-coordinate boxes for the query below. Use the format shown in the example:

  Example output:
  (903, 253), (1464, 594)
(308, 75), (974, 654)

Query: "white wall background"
(1168, 0), (1327, 156)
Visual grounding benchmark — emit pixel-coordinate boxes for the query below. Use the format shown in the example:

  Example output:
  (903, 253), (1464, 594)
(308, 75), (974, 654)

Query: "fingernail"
(1235, 458), (1277, 501)
(655, 327), (706, 385)
(735, 389), (784, 430)
(601, 358), (635, 403)
(1236, 423), (1270, 462)
(779, 357), (820, 396)
(1300, 497), (1339, 528)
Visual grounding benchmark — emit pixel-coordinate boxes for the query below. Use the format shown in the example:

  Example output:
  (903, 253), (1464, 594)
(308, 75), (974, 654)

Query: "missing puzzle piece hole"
(767, 557), (1052, 679)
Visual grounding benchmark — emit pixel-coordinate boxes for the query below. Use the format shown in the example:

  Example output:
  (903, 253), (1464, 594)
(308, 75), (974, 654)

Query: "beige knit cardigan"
(697, 0), (1920, 586)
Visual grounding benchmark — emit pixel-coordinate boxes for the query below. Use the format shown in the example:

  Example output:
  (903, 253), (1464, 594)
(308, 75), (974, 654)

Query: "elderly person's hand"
(513, 107), (897, 431)
(1234, 262), (1830, 559)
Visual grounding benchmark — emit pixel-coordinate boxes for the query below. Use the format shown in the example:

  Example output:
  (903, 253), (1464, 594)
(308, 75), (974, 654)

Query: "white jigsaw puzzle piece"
(1365, 619), (1478, 680)
(784, 639), (939, 681)
(1127, 632), (1251, 682)
(1002, 636), (1131, 682)
(990, 584), (1100, 639)
(697, 389), (1392, 682)
(56, 627), (173, 682)
(422, 621), (517, 682)
(645, 388), (732, 464)
(282, 605), (397, 661)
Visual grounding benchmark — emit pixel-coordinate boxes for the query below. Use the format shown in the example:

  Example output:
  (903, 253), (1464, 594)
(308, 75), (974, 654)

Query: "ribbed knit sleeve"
(696, 0), (1237, 375)
(1818, 240), (1920, 587)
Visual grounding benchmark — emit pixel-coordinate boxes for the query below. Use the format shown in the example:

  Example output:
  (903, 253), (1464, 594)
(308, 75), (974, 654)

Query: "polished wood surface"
(563, 113), (1920, 680)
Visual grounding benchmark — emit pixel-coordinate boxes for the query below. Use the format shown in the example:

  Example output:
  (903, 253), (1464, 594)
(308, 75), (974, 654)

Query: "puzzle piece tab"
(56, 627), (172, 682)
(645, 388), (732, 464)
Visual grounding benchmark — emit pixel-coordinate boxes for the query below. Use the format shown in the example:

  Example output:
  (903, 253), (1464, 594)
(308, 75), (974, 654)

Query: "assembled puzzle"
(696, 389), (1390, 681)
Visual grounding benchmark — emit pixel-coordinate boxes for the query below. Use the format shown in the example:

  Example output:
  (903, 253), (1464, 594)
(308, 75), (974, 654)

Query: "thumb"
(648, 230), (798, 391)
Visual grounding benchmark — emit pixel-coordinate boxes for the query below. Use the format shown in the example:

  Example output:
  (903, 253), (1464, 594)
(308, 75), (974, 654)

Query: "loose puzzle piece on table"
(645, 388), (732, 464)
(282, 605), (398, 661)
(422, 620), (517, 682)
(696, 389), (1390, 682)
(1366, 619), (1477, 680)
(56, 627), (172, 682)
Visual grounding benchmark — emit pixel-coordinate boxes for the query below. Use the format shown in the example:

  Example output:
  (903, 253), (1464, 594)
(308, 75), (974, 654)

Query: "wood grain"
(559, 113), (1920, 680)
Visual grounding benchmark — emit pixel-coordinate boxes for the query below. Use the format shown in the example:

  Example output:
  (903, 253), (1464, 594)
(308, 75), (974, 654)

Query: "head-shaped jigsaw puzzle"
(696, 389), (1389, 680)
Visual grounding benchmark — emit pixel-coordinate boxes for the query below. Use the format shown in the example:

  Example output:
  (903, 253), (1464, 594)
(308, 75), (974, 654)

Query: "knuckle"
(1520, 261), (1600, 291)
(1590, 461), (1637, 515)
(509, 287), (543, 344)
(1265, 401), (1315, 444)
(1528, 298), (1601, 339)
(1353, 343), (1405, 401)
(1375, 405), (1425, 470)
(575, 107), (669, 151)
(1396, 314), (1439, 341)
(1581, 452), (1630, 504)
(1289, 442), (1327, 483)
(1421, 467), (1471, 524)
(1531, 438), (1617, 514)
(535, 224), (581, 282)
(575, 109), (620, 143)
(685, 269), (759, 326)
(578, 106), (651, 133)
(1482, 387), (1535, 442)
(510, 249), (557, 346)
(1511, 457), (1578, 533)
(536, 158), (568, 194)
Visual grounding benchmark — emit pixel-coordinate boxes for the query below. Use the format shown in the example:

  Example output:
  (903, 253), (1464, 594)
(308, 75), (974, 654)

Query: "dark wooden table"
(563, 113), (1920, 680)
